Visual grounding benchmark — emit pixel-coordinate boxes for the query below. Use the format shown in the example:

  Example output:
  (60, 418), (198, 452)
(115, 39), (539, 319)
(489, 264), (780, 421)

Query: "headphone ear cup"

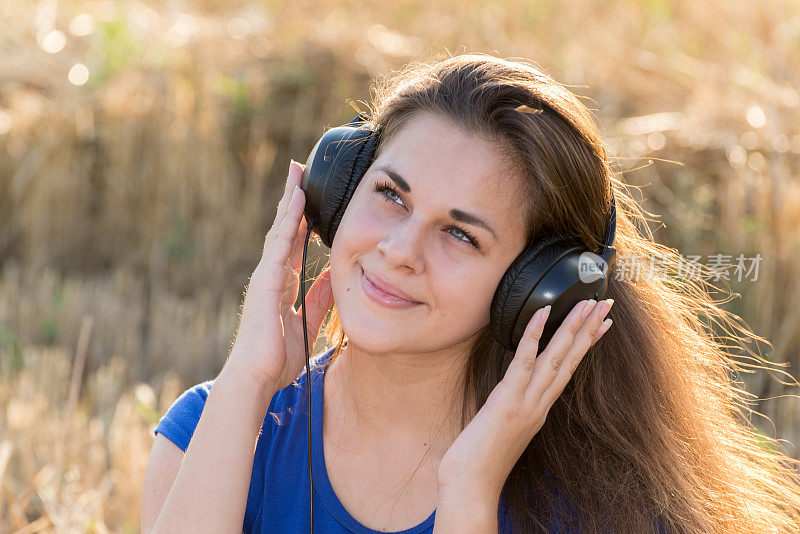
(321, 128), (380, 248)
(490, 234), (585, 352)
(306, 125), (379, 248)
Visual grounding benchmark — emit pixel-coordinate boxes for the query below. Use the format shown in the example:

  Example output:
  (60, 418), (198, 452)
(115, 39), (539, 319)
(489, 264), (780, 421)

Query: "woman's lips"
(360, 266), (422, 310)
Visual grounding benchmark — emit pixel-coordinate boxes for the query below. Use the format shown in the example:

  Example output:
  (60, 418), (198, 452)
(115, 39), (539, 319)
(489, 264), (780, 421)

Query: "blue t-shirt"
(154, 346), (514, 533)
(154, 347), (667, 533)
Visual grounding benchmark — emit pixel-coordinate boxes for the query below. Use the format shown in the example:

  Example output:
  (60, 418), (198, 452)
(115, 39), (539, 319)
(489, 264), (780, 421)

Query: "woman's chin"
(338, 309), (409, 348)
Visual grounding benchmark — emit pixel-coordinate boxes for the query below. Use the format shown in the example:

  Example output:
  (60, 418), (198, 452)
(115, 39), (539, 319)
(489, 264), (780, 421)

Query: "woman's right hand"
(224, 160), (335, 394)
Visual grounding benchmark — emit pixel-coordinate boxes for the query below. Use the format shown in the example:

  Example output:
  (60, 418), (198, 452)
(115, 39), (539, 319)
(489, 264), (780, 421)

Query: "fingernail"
(598, 298), (614, 316)
(600, 318), (613, 333)
(581, 299), (596, 319)
(540, 305), (551, 324)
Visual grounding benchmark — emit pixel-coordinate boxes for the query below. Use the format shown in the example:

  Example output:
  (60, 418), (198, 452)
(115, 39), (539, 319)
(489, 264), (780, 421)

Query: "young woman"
(142, 53), (800, 533)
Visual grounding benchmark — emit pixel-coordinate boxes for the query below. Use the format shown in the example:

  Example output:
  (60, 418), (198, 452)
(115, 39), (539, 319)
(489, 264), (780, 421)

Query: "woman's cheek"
(365, 199), (394, 223)
(442, 265), (496, 326)
(335, 200), (381, 252)
(356, 205), (395, 242)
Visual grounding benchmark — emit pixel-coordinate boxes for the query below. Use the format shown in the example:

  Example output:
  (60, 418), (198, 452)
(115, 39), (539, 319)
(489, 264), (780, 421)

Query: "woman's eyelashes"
(372, 179), (481, 249)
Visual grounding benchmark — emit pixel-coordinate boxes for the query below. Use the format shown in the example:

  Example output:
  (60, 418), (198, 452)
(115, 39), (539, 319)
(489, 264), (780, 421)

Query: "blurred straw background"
(1, 0), (800, 531)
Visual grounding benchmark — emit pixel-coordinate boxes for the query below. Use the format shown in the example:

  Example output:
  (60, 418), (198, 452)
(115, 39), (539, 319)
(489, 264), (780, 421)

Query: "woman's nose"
(377, 222), (425, 273)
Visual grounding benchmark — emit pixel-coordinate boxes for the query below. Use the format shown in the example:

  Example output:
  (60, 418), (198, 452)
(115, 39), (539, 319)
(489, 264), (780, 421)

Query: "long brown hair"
(316, 52), (800, 532)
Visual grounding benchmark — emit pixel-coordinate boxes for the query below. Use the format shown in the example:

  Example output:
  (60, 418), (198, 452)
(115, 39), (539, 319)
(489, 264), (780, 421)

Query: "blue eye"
(445, 226), (478, 246)
(380, 185), (403, 205)
(372, 180), (404, 207)
(372, 179), (482, 250)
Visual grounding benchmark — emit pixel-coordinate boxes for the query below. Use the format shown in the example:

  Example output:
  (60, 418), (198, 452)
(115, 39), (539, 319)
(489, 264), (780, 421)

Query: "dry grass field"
(2, 0), (800, 531)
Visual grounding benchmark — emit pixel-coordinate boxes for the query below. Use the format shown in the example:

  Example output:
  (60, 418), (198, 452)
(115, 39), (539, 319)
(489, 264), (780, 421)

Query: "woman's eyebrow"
(374, 164), (499, 243)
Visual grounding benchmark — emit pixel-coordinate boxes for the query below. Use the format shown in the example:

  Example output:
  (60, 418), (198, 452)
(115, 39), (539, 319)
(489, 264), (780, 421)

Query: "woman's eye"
(372, 180), (480, 249)
(383, 188), (402, 205)
(446, 226), (480, 248)
(374, 181), (405, 207)
(448, 227), (468, 243)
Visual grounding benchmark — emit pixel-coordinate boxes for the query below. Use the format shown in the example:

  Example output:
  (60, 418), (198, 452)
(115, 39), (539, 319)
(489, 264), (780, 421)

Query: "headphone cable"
(300, 223), (314, 534)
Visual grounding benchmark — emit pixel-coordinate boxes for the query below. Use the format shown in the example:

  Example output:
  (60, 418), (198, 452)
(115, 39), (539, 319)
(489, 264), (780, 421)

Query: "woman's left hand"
(437, 298), (614, 500)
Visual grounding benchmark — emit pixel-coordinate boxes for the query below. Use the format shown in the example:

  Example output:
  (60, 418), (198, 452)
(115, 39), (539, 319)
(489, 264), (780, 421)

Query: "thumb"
(301, 267), (334, 340)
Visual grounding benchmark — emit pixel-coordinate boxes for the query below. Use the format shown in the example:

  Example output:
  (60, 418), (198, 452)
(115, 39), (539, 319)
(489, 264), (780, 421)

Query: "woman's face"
(329, 110), (529, 354)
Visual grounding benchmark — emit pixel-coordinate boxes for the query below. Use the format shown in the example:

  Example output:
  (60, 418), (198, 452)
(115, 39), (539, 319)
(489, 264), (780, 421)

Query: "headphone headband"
(601, 194), (617, 264)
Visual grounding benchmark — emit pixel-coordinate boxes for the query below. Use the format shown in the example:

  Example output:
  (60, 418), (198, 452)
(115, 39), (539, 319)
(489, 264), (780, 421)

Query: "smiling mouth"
(359, 266), (422, 309)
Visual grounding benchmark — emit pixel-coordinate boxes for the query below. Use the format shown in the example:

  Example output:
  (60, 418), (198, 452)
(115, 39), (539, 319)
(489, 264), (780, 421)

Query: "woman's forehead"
(375, 112), (520, 193)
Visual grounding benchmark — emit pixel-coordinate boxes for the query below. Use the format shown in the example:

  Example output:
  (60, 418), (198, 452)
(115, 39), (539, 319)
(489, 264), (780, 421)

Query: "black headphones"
(295, 112), (617, 532)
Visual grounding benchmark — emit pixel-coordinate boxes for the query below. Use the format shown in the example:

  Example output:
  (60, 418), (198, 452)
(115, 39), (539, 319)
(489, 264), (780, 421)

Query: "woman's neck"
(325, 341), (472, 451)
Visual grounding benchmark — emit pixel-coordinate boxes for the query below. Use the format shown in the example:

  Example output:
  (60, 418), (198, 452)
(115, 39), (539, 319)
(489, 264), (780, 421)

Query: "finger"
(297, 267), (334, 338)
(596, 317), (613, 339)
(273, 161), (302, 230)
(523, 299), (594, 403)
(277, 214), (310, 314)
(539, 299), (613, 407)
(258, 186), (305, 291)
(587, 318), (613, 351)
(264, 160), (305, 255)
(502, 305), (551, 394)
(288, 214), (310, 277)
